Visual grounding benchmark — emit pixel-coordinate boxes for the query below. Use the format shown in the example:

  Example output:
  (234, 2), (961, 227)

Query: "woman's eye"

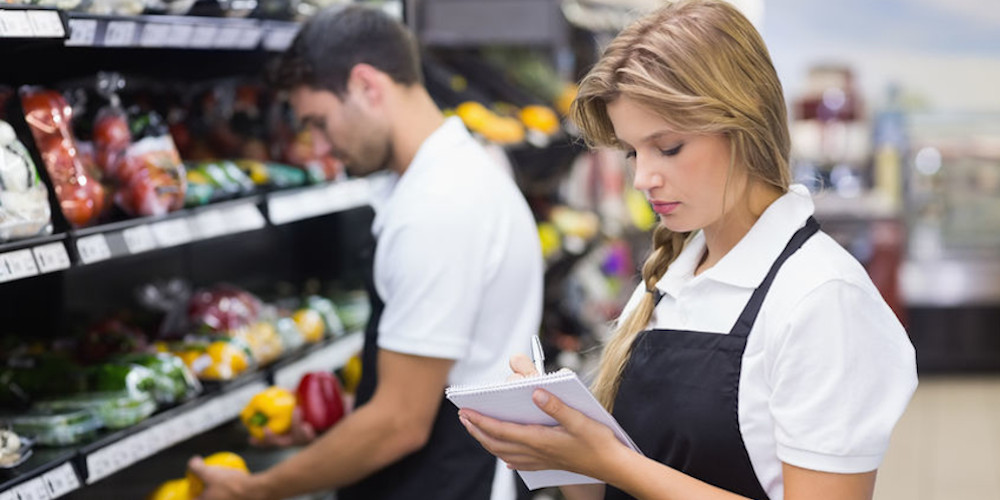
(624, 150), (637, 159)
(660, 144), (683, 156)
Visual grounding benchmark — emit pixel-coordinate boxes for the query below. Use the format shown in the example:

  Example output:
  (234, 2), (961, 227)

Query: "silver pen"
(530, 335), (545, 375)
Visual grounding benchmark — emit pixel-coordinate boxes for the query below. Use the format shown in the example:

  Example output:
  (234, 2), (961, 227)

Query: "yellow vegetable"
(537, 222), (561, 258)
(555, 83), (578, 116)
(187, 452), (249, 498)
(293, 309), (325, 343)
(455, 101), (493, 133)
(240, 387), (296, 440)
(520, 105), (560, 136)
(148, 478), (189, 500)
(340, 353), (363, 394)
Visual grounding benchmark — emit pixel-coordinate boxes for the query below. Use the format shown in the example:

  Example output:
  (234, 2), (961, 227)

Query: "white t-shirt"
(617, 184), (917, 500)
(370, 117), (543, 500)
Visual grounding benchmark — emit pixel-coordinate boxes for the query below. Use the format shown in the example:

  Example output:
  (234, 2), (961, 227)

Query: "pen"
(530, 335), (545, 375)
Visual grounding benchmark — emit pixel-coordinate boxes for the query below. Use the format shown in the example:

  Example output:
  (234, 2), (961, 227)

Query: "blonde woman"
(458, 1), (917, 499)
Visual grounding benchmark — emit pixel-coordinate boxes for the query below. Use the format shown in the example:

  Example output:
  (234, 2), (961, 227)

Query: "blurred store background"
(1, 0), (998, 498)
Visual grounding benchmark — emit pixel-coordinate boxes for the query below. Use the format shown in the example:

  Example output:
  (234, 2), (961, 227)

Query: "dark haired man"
(187, 6), (542, 500)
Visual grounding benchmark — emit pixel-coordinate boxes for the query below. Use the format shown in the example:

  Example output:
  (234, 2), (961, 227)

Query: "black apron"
(338, 240), (497, 500)
(606, 217), (820, 500)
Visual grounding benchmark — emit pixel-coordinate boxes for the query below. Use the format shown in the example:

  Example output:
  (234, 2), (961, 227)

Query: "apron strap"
(731, 217), (821, 339)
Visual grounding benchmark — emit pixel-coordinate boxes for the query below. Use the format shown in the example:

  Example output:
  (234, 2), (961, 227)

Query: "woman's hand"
(459, 387), (629, 481)
(507, 353), (539, 380)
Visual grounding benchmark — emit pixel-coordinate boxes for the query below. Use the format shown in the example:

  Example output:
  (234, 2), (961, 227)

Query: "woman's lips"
(650, 201), (680, 215)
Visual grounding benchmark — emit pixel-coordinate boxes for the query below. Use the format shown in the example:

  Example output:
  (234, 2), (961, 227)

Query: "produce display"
(239, 386), (296, 439)
(0, 119), (52, 242)
(0, 429), (31, 469)
(186, 451), (248, 497)
(296, 371), (345, 432)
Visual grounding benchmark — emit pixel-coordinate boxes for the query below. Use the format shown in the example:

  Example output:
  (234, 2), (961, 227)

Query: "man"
(187, 5), (543, 500)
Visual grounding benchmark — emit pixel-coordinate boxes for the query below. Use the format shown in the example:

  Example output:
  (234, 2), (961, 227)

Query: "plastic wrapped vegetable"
(20, 87), (107, 228)
(88, 362), (158, 397)
(296, 372), (345, 433)
(188, 284), (262, 334)
(5, 408), (102, 446)
(173, 338), (252, 381)
(0, 120), (52, 242)
(35, 391), (157, 429)
(116, 352), (202, 404)
(239, 386), (295, 439)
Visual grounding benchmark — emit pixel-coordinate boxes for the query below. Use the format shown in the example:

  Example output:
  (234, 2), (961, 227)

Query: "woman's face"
(606, 96), (748, 235)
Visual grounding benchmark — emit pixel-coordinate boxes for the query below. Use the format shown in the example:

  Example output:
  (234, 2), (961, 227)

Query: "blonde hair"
(572, 0), (793, 410)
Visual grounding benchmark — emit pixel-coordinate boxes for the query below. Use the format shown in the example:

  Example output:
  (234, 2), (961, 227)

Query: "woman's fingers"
(510, 353), (539, 377)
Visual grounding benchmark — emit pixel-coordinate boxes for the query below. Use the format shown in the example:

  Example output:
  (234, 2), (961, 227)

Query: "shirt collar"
(371, 117), (468, 237)
(655, 184), (816, 293)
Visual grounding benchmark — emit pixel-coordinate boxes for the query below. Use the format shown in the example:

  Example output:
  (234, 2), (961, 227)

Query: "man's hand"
(250, 407), (317, 448)
(187, 456), (263, 500)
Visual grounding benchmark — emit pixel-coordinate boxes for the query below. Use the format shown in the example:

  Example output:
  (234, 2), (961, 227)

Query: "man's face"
(289, 85), (393, 177)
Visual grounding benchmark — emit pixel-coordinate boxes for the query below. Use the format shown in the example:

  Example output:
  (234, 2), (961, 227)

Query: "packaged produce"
(0, 429), (32, 469)
(148, 478), (190, 500)
(184, 161), (254, 201)
(275, 317), (305, 351)
(88, 362), (158, 397)
(1, 353), (87, 405)
(296, 372), (345, 433)
(237, 322), (284, 365)
(292, 309), (324, 343)
(239, 386), (295, 439)
(174, 339), (252, 381)
(304, 295), (345, 338)
(5, 408), (102, 446)
(77, 317), (149, 364)
(35, 391), (157, 429)
(20, 87), (107, 228)
(116, 352), (202, 404)
(0, 119), (52, 242)
(187, 451), (248, 497)
(330, 290), (371, 332)
(188, 284), (262, 334)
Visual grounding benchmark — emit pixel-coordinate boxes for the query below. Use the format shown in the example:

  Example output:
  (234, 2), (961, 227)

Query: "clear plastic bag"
(0, 120), (52, 241)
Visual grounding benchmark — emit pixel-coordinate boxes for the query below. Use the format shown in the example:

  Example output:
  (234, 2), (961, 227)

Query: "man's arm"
(192, 349), (453, 500)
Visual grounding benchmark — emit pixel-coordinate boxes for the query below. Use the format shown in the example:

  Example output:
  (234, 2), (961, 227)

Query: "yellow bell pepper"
(292, 309), (325, 343)
(187, 452), (249, 498)
(240, 387), (296, 440)
(148, 478), (189, 500)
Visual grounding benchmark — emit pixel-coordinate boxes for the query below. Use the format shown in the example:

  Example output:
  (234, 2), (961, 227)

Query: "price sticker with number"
(27, 10), (65, 37)
(76, 234), (112, 264)
(104, 20), (136, 47)
(165, 24), (194, 47)
(191, 25), (218, 48)
(33, 242), (71, 274)
(151, 219), (193, 248)
(66, 18), (97, 46)
(122, 225), (157, 254)
(43, 462), (81, 498)
(139, 23), (170, 47)
(0, 490), (16, 500)
(18, 477), (52, 500)
(0, 10), (34, 38)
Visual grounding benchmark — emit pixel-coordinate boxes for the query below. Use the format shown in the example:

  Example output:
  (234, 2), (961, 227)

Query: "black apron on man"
(338, 239), (496, 500)
(605, 217), (820, 500)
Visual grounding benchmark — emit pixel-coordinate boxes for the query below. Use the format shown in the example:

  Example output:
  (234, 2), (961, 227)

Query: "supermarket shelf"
(69, 195), (267, 266)
(60, 13), (297, 50)
(266, 178), (372, 225)
(0, 331), (364, 497)
(0, 6), (67, 40)
(0, 234), (71, 284)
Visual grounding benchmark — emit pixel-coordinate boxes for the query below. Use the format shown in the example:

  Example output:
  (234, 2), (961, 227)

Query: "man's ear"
(347, 63), (387, 107)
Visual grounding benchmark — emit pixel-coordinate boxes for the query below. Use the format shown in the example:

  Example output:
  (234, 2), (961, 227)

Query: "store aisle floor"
(875, 375), (1000, 500)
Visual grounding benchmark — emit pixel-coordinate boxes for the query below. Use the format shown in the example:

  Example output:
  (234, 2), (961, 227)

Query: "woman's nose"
(632, 155), (664, 191)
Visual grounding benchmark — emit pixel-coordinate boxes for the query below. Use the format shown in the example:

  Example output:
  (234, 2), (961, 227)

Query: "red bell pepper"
(296, 372), (346, 432)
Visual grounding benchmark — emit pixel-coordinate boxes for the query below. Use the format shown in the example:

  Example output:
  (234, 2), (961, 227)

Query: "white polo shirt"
(369, 117), (543, 499)
(618, 184), (917, 500)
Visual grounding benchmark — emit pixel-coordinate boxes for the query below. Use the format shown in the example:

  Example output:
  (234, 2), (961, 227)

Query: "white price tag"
(139, 23), (170, 47)
(237, 27), (262, 49)
(0, 249), (40, 283)
(66, 18), (97, 46)
(43, 462), (80, 498)
(14, 478), (50, 500)
(227, 203), (266, 232)
(263, 27), (297, 51)
(27, 10), (65, 37)
(192, 209), (227, 239)
(151, 219), (192, 248)
(33, 242), (71, 273)
(122, 225), (157, 254)
(213, 26), (241, 48)
(85, 449), (112, 484)
(76, 234), (112, 264)
(0, 490), (16, 500)
(165, 24), (194, 47)
(104, 20), (136, 47)
(0, 10), (33, 38)
(190, 25), (218, 48)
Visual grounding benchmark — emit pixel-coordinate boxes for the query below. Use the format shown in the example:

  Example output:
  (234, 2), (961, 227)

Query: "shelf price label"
(0, 490), (16, 500)
(227, 203), (266, 232)
(103, 20), (137, 47)
(122, 224), (157, 254)
(192, 209), (227, 239)
(151, 219), (192, 248)
(263, 27), (297, 51)
(43, 462), (80, 498)
(191, 24), (218, 48)
(237, 27), (262, 49)
(33, 242), (71, 273)
(165, 23), (194, 48)
(66, 18), (97, 46)
(213, 26), (242, 49)
(0, 249), (40, 283)
(139, 22), (170, 47)
(14, 477), (51, 500)
(0, 10), (34, 38)
(76, 234), (112, 264)
(26, 10), (65, 38)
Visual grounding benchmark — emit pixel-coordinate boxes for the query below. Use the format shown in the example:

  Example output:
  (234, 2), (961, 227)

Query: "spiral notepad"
(445, 368), (640, 490)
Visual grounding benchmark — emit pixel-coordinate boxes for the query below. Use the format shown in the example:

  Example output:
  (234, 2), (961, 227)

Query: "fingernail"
(459, 416), (471, 427)
(533, 390), (549, 405)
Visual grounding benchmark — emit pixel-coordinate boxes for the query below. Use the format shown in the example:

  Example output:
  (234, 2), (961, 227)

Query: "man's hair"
(271, 5), (423, 95)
